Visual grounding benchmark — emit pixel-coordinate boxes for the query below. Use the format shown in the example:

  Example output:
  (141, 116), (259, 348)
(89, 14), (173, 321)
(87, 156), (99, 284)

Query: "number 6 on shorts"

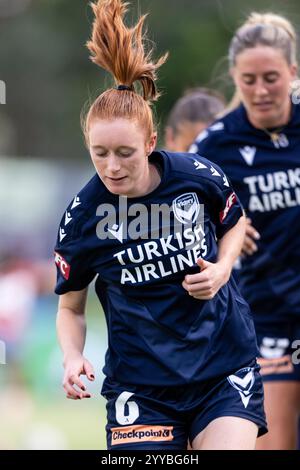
(115, 391), (139, 425)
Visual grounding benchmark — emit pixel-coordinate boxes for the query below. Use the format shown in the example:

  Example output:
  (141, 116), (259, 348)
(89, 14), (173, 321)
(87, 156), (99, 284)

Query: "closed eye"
(118, 152), (133, 157)
(117, 148), (135, 157)
(264, 72), (279, 83)
(242, 74), (255, 85)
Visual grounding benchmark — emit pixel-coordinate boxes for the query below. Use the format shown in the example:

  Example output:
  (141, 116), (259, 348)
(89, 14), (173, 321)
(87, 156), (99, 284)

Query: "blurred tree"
(0, 0), (299, 158)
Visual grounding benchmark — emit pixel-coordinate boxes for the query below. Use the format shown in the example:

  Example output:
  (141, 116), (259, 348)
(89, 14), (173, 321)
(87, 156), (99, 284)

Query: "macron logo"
(108, 223), (124, 243)
(239, 146), (256, 166)
(71, 196), (81, 209)
(59, 227), (67, 242)
(193, 160), (207, 170)
(223, 174), (229, 187)
(210, 165), (221, 177)
(64, 211), (72, 225)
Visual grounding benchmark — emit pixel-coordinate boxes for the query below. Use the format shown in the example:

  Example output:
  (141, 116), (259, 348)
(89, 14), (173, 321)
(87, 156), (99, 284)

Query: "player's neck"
(127, 162), (161, 198)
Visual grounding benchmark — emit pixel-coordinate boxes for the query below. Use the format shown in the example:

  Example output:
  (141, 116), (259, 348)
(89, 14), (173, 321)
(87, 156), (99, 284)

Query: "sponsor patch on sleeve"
(54, 251), (70, 280)
(219, 192), (237, 223)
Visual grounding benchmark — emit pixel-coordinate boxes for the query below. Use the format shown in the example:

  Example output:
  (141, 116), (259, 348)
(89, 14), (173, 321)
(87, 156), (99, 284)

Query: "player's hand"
(241, 218), (260, 256)
(62, 353), (95, 400)
(182, 258), (230, 300)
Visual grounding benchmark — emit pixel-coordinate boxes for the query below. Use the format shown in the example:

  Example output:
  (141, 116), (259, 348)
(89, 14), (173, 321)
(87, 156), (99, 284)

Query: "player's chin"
(107, 188), (126, 196)
(105, 178), (130, 195)
(105, 185), (127, 196)
(252, 107), (277, 126)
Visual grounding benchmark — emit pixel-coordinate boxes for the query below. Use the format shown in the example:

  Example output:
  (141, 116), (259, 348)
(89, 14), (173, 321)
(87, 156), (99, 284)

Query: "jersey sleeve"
(189, 124), (244, 238)
(189, 120), (225, 162)
(54, 216), (96, 295)
(201, 161), (244, 239)
(189, 130), (211, 155)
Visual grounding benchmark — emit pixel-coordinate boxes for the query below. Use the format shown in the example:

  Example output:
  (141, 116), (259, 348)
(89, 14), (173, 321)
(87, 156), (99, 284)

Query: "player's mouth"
(253, 101), (274, 110)
(107, 176), (127, 182)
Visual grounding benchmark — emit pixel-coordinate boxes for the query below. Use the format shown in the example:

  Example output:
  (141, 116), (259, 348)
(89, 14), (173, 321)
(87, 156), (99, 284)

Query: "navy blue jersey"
(192, 102), (300, 325)
(54, 150), (258, 386)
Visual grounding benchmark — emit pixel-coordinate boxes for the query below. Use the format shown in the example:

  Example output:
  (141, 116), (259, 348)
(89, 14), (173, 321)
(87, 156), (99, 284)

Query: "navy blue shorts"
(256, 319), (300, 382)
(101, 360), (267, 450)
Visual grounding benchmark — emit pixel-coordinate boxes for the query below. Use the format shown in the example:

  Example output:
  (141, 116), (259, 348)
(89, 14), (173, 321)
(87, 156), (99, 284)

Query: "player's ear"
(290, 63), (297, 81)
(146, 133), (157, 155)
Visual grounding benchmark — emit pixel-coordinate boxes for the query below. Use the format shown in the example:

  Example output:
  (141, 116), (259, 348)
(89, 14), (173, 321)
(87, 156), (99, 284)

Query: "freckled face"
(89, 118), (157, 197)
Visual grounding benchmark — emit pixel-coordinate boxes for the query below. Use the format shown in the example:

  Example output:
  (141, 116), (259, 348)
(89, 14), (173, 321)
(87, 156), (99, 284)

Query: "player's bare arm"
(57, 288), (95, 400)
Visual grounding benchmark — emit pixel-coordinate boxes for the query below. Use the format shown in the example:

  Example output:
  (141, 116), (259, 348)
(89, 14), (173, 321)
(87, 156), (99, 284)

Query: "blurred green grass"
(0, 290), (109, 449)
(0, 394), (107, 449)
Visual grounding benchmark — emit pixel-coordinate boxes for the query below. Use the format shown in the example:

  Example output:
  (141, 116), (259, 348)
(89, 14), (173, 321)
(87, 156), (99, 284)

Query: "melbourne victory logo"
(172, 193), (200, 225)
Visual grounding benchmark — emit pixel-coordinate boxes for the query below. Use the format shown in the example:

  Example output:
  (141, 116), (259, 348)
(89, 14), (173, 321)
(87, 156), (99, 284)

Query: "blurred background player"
(164, 87), (225, 152)
(54, 0), (266, 450)
(0, 250), (54, 373)
(192, 12), (300, 449)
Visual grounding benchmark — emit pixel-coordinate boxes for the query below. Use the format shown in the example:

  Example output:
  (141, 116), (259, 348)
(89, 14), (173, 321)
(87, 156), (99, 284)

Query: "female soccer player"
(192, 12), (300, 449)
(54, 0), (266, 450)
(164, 87), (225, 152)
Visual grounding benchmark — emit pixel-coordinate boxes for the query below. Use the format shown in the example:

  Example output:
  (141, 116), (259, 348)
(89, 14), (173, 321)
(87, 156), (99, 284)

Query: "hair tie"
(116, 85), (133, 91)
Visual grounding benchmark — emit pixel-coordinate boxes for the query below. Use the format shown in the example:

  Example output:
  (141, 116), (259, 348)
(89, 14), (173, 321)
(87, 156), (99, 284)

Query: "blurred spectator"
(164, 87), (225, 152)
(0, 251), (55, 363)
